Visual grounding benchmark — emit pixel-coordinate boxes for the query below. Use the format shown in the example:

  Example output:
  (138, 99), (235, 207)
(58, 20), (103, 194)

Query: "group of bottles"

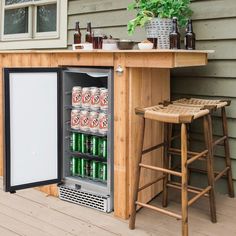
(169, 18), (195, 50)
(74, 21), (92, 44)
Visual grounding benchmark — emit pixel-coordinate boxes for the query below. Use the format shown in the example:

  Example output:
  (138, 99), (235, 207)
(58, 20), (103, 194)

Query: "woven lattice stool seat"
(136, 104), (210, 124)
(173, 98), (230, 109)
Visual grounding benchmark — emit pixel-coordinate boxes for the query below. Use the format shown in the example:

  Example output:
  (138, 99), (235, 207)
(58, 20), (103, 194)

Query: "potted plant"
(127, 0), (192, 49)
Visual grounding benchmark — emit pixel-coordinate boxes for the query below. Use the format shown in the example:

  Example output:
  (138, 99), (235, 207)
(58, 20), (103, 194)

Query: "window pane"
(37, 4), (57, 33)
(5, 0), (31, 5)
(4, 8), (28, 35)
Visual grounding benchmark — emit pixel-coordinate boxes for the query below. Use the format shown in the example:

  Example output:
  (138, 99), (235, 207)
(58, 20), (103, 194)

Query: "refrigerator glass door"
(4, 68), (62, 192)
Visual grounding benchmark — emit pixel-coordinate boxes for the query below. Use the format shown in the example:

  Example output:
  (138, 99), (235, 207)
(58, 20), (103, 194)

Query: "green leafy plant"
(127, 0), (193, 35)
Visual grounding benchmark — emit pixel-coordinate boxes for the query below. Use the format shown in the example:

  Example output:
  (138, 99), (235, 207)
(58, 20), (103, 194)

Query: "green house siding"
(172, 0), (236, 193)
(68, 0), (236, 193)
(67, 0), (145, 46)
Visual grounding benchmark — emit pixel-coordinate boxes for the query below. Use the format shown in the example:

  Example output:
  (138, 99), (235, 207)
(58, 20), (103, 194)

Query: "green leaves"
(127, 0), (193, 34)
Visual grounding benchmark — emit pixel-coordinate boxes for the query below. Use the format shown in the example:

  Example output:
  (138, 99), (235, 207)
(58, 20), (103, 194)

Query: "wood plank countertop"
(0, 49), (214, 54)
(0, 49), (213, 68)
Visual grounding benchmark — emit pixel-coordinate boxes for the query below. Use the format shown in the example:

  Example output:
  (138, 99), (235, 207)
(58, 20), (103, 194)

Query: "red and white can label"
(99, 112), (108, 134)
(90, 87), (100, 110)
(89, 111), (99, 133)
(82, 87), (91, 109)
(79, 110), (90, 131)
(100, 88), (108, 110)
(71, 109), (80, 129)
(72, 86), (82, 107)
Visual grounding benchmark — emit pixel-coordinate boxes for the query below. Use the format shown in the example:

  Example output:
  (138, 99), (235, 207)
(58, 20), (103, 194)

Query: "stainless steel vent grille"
(59, 186), (110, 212)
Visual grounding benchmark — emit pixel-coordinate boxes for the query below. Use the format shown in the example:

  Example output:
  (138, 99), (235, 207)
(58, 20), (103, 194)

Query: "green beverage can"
(70, 133), (78, 151)
(77, 133), (82, 152)
(98, 162), (107, 182)
(90, 136), (99, 156)
(90, 161), (99, 180)
(70, 157), (78, 176)
(98, 137), (107, 159)
(81, 134), (91, 154)
(81, 158), (90, 177)
(77, 157), (82, 176)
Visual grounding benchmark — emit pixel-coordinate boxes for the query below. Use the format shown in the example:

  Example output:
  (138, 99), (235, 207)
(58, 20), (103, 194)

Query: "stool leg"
(181, 123), (188, 236)
(204, 115), (217, 223)
(221, 107), (235, 198)
(162, 123), (170, 207)
(129, 117), (145, 230)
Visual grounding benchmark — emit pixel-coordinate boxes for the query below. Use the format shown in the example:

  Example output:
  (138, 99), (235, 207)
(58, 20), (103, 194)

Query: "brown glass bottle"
(185, 19), (196, 50)
(85, 22), (92, 43)
(169, 17), (180, 49)
(74, 22), (82, 44)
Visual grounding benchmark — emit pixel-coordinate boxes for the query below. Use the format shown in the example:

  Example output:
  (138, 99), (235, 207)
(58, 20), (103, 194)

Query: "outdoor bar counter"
(0, 49), (211, 219)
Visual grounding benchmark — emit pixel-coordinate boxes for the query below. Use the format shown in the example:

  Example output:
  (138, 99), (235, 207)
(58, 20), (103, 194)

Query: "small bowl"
(138, 42), (154, 50)
(117, 40), (136, 50)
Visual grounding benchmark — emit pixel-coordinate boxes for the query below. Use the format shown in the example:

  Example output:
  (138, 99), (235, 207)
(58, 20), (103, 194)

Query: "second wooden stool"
(173, 98), (235, 198)
(129, 104), (216, 236)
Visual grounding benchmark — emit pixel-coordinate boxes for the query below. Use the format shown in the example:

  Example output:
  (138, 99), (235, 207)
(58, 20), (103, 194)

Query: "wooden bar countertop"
(0, 49), (212, 219)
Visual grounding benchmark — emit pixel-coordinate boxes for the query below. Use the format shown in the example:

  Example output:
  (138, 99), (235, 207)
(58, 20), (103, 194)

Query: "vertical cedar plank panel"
(128, 68), (170, 214)
(113, 53), (129, 219)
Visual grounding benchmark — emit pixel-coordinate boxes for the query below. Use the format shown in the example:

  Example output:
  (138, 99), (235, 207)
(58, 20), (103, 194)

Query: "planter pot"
(145, 18), (172, 49)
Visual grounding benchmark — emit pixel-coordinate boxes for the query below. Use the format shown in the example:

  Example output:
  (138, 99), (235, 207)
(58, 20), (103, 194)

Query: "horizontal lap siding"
(67, 0), (145, 46)
(172, 0), (236, 192)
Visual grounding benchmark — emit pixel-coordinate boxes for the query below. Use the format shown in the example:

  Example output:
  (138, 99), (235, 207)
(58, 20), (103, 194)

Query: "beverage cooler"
(3, 67), (114, 212)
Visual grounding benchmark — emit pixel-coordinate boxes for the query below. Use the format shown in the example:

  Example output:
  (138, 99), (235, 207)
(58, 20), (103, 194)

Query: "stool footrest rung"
(215, 167), (230, 181)
(169, 148), (207, 159)
(138, 175), (165, 192)
(188, 186), (212, 206)
(213, 135), (227, 146)
(189, 167), (228, 181)
(136, 201), (182, 220)
(139, 163), (182, 177)
(167, 182), (209, 197)
(187, 150), (208, 165)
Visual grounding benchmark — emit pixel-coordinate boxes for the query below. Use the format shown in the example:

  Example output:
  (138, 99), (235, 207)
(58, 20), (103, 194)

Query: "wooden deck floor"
(0, 178), (236, 236)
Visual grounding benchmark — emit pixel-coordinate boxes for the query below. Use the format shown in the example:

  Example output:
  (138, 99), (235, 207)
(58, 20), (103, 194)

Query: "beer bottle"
(169, 17), (180, 49)
(74, 21), (82, 44)
(85, 22), (92, 43)
(185, 19), (196, 50)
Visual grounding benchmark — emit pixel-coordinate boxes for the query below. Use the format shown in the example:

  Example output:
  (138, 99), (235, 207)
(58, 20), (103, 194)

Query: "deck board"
(1, 178), (236, 236)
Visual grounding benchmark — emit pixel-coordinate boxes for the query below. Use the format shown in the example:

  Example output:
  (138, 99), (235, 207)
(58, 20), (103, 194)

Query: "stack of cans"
(70, 157), (107, 182)
(72, 86), (108, 110)
(71, 86), (108, 135)
(70, 133), (107, 158)
(70, 86), (108, 183)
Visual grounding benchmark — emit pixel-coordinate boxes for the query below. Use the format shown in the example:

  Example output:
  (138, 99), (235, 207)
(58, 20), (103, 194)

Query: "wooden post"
(181, 123), (188, 236)
(129, 117), (145, 229)
(203, 115), (217, 223)
(162, 123), (170, 207)
(221, 107), (235, 198)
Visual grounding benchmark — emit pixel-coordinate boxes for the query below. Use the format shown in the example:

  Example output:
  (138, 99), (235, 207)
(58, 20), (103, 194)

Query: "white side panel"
(9, 72), (58, 187)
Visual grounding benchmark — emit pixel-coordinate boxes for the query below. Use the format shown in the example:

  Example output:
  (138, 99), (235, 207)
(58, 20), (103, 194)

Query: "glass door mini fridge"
(3, 67), (114, 212)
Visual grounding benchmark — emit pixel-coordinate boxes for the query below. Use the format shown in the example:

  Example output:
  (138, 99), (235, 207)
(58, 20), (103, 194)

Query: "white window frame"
(0, 0), (67, 49)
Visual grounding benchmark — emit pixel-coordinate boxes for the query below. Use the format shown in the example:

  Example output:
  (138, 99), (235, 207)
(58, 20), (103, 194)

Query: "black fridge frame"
(3, 67), (62, 192)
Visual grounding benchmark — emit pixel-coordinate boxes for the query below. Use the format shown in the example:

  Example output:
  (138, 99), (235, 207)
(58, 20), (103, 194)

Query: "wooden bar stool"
(129, 104), (216, 236)
(173, 98), (235, 198)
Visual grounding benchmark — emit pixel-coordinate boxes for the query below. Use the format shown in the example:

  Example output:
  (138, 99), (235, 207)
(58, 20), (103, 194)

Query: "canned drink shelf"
(68, 128), (107, 138)
(68, 175), (107, 185)
(64, 105), (108, 113)
(67, 151), (107, 163)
